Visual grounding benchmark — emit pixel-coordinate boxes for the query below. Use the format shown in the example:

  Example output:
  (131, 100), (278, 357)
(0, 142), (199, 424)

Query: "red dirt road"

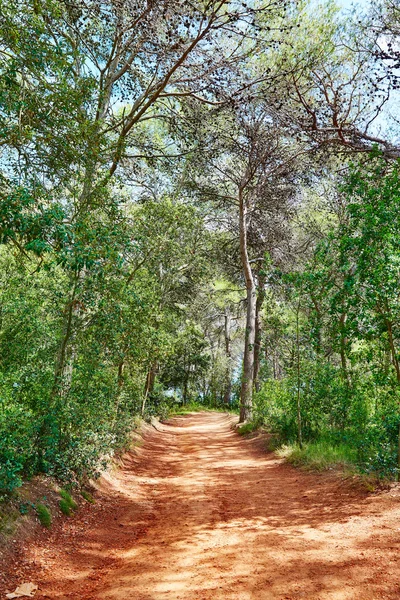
(4, 412), (400, 599)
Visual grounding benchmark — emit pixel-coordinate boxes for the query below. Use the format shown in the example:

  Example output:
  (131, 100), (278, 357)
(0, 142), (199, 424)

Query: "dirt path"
(4, 412), (400, 600)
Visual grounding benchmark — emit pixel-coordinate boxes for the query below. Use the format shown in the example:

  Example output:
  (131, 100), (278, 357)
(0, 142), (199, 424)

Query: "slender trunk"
(296, 298), (303, 449)
(183, 372), (189, 405)
(52, 271), (80, 400)
(143, 363), (157, 396)
(111, 361), (125, 430)
(339, 312), (349, 383)
(118, 361), (125, 388)
(39, 272), (81, 464)
(141, 363), (157, 416)
(239, 188), (256, 423)
(223, 311), (232, 404)
(386, 319), (400, 383)
(141, 388), (148, 416)
(240, 285), (256, 422)
(253, 272), (266, 392)
(223, 375), (232, 405)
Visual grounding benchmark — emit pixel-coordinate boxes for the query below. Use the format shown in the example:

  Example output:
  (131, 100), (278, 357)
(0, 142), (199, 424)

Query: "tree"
(160, 322), (210, 404)
(184, 101), (302, 421)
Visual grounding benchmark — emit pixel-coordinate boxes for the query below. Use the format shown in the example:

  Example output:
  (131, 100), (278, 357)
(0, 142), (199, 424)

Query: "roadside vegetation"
(247, 160), (400, 479)
(0, 0), (399, 503)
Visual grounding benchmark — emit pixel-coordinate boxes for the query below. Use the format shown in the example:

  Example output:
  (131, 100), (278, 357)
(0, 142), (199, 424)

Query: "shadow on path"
(7, 412), (400, 600)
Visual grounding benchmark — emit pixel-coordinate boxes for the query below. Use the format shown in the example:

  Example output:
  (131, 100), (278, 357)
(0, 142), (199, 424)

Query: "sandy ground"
(3, 412), (400, 600)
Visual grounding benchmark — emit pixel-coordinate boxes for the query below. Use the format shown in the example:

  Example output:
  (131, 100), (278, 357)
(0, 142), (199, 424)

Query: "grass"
(60, 489), (78, 510)
(81, 490), (95, 504)
(59, 499), (72, 516)
(0, 508), (19, 535)
(59, 489), (78, 516)
(237, 422), (259, 435)
(36, 503), (52, 528)
(277, 439), (358, 472)
(170, 401), (238, 416)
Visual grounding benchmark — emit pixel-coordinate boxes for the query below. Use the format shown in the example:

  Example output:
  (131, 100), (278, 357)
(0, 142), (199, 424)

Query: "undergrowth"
(59, 490), (77, 516)
(81, 490), (95, 503)
(36, 503), (52, 528)
(237, 422), (259, 436)
(277, 440), (358, 472)
(169, 401), (238, 416)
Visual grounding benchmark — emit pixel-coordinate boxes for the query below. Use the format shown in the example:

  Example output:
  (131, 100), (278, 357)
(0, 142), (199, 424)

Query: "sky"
(336, 0), (399, 142)
(338, 0), (370, 10)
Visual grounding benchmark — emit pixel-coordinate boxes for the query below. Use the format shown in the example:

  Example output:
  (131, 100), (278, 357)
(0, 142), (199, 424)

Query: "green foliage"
(81, 490), (95, 504)
(255, 359), (400, 477)
(0, 0), (396, 495)
(36, 503), (52, 528)
(0, 195), (214, 493)
(160, 322), (211, 404)
(59, 499), (72, 516)
(0, 404), (36, 497)
(278, 439), (357, 472)
(237, 422), (259, 436)
(170, 401), (237, 416)
(18, 502), (33, 515)
(254, 156), (400, 480)
(59, 490), (77, 511)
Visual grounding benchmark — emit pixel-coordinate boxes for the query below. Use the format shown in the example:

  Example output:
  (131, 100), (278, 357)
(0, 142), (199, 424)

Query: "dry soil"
(2, 412), (400, 600)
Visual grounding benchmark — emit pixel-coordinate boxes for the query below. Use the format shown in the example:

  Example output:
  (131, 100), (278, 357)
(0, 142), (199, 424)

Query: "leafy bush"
(0, 404), (36, 496)
(254, 379), (298, 441)
(254, 362), (400, 478)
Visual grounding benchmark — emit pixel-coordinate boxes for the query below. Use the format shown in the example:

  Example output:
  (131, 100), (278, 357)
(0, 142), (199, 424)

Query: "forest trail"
(5, 412), (400, 600)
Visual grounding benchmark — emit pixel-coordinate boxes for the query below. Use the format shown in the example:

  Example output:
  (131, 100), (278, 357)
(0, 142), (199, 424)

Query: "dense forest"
(1, 0), (400, 497)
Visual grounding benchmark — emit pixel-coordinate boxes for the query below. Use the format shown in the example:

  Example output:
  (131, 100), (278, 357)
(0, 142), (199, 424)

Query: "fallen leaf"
(6, 582), (38, 598)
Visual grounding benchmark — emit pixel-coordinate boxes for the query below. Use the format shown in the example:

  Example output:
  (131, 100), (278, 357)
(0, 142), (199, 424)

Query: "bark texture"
(239, 189), (255, 423)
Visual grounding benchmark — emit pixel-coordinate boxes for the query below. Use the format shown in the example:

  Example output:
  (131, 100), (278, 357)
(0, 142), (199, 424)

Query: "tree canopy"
(0, 0), (400, 494)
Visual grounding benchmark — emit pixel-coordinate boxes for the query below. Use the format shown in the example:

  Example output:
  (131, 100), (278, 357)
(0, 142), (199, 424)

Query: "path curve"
(6, 412), (400, 599)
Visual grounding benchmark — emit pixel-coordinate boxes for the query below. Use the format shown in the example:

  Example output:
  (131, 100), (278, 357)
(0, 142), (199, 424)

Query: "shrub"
(59, 498), (72, 516)
(59, 489), (78, 516)
(81, 490), (95, 504)
(279, 439), (357, 472)
(237, 422), (258, 435)
(36, 503), (52, 528)
(0, 404), (36, 496)
(59, 489), (77, 511)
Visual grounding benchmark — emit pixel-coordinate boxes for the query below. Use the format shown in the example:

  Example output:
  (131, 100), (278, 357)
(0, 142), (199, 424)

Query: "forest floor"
(2, 412), (400, 600)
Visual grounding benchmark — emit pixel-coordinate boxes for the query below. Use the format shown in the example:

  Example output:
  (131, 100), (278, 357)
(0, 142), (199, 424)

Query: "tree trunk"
(223, 311), (232, 404)
(141, 363), (157, 416)
(338, 312), (350, 385)
(143, 363), (157, 396)
(296, 298), (303, 449)
(253, 272), (266, 393)
(183, 373), (189, 405)
(385, 319), (400, 383)
(52, 271), (80, 400)
(118, 361), (125, 388)
(238, 188), (256, 423)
